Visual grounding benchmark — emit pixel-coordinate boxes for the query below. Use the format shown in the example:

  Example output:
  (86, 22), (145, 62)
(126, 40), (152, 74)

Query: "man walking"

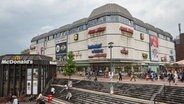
(130, 71), (136, 81)
(119, 72), (122, 81)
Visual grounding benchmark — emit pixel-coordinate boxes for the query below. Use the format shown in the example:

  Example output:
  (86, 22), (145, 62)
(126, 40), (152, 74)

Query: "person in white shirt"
(12, 96), (18, 104)
(36, 93), (43, 103)
(174, 71), (178, 85)
(51, 87), (55, 95)
(65, 84), (68, 90)
(66, 91), (72, 100)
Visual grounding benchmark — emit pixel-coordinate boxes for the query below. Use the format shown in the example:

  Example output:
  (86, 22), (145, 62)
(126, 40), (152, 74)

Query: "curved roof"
(156, 28), (172, 38)
(133, 18), (147, 28)
(0, 54), (52, 61)
(164, 31), (173, 39)
(31, 33), (48, 42)
(89, 3), (133, 21)
(71, 18), (87, 28)
(47, 29), (59, 36)
(145, 23), (157, 32)
(156, 28), (165, 35)
(57, 24), (71, 33)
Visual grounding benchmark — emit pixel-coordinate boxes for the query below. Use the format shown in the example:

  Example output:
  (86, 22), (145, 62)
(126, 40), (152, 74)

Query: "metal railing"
(150, 84), (165, 104)
(43, 78), (54, 95)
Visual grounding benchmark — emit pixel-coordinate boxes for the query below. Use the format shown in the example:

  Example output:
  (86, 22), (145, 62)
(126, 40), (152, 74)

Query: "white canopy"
(176, 60), (184, 64)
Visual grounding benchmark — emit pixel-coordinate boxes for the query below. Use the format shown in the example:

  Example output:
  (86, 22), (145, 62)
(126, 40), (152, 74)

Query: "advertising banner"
(33, 68), (38, 94)
(55, 42), (67, 54)
(150, 35), (159, 61)
(27, 68), (32, 80)
(27, 69), (32, 95)
(26, 81), (31, 95)
(33, 81), (38, 95)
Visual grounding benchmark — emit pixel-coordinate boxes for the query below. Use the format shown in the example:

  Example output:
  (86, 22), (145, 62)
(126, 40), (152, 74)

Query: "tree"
(21, 49), (30, 54)
(64, 51), (77, 79)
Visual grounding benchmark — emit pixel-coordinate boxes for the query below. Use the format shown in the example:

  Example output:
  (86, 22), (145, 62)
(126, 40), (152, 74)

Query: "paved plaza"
(57, 73), (184, 87)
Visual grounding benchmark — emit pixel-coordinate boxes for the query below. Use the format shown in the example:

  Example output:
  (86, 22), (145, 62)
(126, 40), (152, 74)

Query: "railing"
(150, 84), (165, 104)
(43, 78), (54, 95)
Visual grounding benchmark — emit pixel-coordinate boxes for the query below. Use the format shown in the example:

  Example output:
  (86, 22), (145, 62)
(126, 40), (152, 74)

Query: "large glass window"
(49, 35), (53, 40)
(149, 30), (157, 36)
(110, 15), (119, 22)
(135, 25), (147, 33)
(83, 25), (87, 30)
(87, 15), (133, 28)
(38, 38), (44, 43)
(97, 17), (106, 24)
(105, 16), (111, 22)
(119, 16), (132, 26)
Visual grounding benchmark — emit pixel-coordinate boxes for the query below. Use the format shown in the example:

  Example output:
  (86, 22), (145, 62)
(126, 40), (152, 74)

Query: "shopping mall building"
(30, 3), (175, 73)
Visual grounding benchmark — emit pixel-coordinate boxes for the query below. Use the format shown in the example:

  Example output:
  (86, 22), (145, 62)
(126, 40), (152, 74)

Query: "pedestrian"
(130, 71), (136, 81)
(8, 92), (13, 103)
(119, 72), (122, 81)
(174, 71), (178, 85)
(66, 91), (72, 100)
(36, 93), (43, 104)
(65, 84), (68, 90)
(39, 98), (45, 104)
(94, 76), (98, 85)
(12, 95), (18, 104)
(51, 87), (55, 95)
(29, 95), (35, 102)
(94, 76), (98, 82)
(168, 71), (173, 85)
(109, 71), (113, 81)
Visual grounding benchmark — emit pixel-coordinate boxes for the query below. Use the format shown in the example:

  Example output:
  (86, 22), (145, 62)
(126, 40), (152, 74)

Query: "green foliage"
(21, 49), (30, 54)
(64, 51), (77, 79)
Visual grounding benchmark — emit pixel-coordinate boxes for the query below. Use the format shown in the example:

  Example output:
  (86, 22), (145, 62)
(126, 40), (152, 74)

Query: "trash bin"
(48, 94), (53, 103)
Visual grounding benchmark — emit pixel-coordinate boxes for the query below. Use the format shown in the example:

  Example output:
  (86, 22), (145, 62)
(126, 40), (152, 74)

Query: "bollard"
(48, 94), (53, 103)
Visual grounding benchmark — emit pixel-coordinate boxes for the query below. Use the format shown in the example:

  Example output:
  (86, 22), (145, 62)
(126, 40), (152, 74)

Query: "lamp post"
(108, 42), (114, 94)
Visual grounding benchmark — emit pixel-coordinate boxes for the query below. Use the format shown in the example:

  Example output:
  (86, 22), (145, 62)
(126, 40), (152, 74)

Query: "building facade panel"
(30, 3), (175, 73)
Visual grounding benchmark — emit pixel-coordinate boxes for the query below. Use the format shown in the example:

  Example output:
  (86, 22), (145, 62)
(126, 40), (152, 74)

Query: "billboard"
(150, 35), (159, 61)
(55, 42), (67, 54)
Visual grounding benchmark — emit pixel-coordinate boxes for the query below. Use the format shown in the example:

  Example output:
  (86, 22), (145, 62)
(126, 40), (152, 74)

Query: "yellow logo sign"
(74, 34), (78, 41)
(14, 56), (21, 61)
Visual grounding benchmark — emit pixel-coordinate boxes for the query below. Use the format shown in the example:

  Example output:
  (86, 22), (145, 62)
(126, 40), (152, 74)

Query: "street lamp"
(108, 42), (114, 94)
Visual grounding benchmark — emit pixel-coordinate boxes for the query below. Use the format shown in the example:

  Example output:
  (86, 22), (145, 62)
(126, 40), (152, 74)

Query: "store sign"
(1, 60), (33, 64)
(1, 56), (33, 64)
(74, 34), (78, 41)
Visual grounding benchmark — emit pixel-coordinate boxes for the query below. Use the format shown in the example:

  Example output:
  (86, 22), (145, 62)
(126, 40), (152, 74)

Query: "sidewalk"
(57, 73), (184, 87)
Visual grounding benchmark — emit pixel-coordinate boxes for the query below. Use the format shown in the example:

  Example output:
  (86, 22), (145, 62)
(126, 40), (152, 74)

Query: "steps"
(47, 86), (145, 104)
(155, 86), (184, 104)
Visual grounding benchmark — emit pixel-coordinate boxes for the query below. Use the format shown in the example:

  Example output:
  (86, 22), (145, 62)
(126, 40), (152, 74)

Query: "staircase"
(46, 86), (146, 104)
(155, 86), (184, 104)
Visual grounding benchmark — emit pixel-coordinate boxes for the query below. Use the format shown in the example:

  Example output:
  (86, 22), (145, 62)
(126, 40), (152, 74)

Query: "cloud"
(0, 0), (184, 55)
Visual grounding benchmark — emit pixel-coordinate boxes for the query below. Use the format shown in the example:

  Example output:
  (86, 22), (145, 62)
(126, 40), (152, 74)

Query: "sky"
(0, 0), (184, 55)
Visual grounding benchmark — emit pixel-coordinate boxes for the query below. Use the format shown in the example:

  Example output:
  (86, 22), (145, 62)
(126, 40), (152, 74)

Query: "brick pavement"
(56, 73), (184, 87)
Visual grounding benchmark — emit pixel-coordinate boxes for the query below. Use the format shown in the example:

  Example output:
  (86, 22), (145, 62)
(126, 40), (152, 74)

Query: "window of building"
(110, 15), (119, 22)
(97, 17), (106, 24)
(119, 16), (132, 26)
(135, 25), (147, 33)
(38, 39), (44, 43)
(49, 35), (53, 40)
(149, 30), (157, 36)
(56, 32), (61, 38)
(105, 16), (111, 22)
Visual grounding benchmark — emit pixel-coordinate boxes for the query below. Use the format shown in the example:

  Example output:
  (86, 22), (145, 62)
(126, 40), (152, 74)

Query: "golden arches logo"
(14, 56), (21, 61)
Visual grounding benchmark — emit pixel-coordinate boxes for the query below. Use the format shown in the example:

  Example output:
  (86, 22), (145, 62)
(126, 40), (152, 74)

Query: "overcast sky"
(0, 0), (184, 55)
